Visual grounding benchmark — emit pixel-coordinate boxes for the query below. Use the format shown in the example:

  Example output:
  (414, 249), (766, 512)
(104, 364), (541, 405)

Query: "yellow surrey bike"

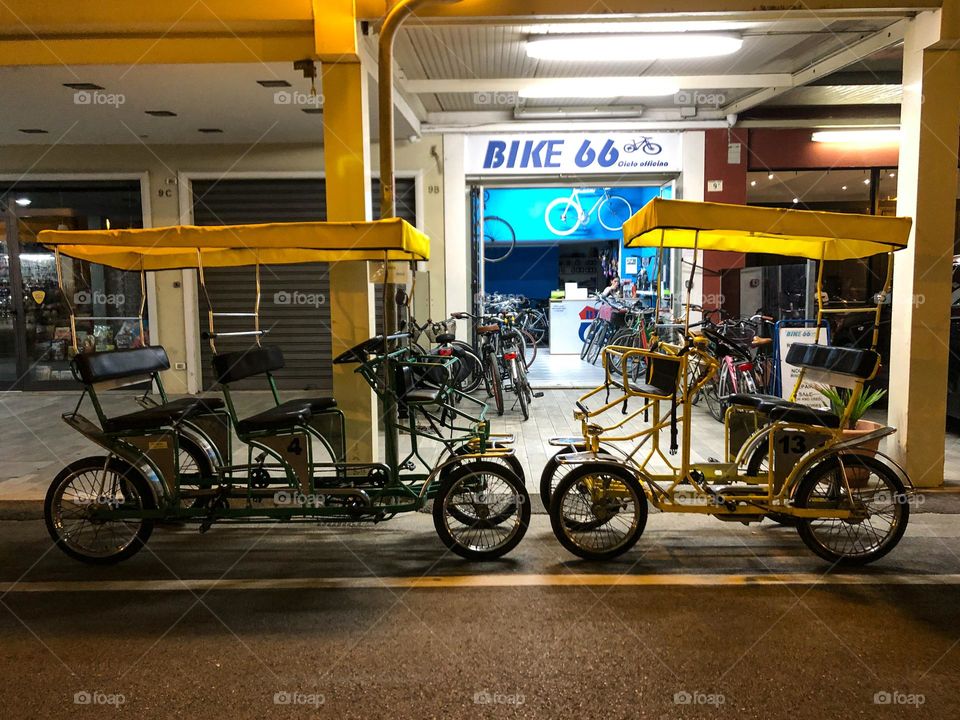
(543, 198), (914, 565)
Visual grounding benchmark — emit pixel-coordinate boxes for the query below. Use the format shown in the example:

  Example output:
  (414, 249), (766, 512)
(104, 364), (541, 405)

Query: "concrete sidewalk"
(2, 388), (958, 504)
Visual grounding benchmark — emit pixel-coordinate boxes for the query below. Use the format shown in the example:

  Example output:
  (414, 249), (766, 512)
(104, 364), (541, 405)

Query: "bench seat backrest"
(785, 342), (880, 388)
(212, 345), (285, 385)
(72, 346), (170, 386)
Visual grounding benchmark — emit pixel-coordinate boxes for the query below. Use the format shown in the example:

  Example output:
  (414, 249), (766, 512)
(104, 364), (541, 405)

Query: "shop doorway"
(470, 181), (673, 387)
(0, 181), (145, 391)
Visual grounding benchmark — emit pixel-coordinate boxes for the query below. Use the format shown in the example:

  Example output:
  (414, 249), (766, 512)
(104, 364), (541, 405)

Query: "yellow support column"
(888, 9), (960, 488)
(323, 61), (377, 462)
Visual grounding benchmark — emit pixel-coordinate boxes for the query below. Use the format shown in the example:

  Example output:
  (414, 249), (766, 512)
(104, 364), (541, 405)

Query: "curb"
(0, 501), (43, 520)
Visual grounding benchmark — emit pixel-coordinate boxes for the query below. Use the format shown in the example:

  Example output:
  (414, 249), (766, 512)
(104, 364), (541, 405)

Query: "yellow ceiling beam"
(356, 0), (940, 20)
(0, 0), (358, 65)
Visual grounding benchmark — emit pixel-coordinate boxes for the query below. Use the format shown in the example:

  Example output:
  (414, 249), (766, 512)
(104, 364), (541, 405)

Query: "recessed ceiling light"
(62, 82), (104, 91)
(841, 185), (848, 191)
(525, 34), (743, 61)
(792, 198), (799, 204)
(767, 173), (774, 180)
(301, 108), (323, 115)
(750, 180), (757, 187)
(889, 172), (896, 178)
(257, 80), (291, 88)
(811, 129), (900, 145)
(14, 197), (31, 207)
(18, 128), (49, 134)
(863, 178), (871, 185)
(519, 77), (679, 99)
(145, 110), (177, 117)
(197, 128), (223, 133)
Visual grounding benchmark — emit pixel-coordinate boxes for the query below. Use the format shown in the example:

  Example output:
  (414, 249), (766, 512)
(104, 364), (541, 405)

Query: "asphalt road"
(1, 513), (959, 719)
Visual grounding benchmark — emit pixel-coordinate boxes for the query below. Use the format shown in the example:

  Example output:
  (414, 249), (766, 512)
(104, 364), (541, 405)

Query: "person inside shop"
(601, 275), (622, 299)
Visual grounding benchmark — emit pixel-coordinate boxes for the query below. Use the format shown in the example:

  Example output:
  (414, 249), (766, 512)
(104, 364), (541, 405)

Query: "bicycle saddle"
(476, 324), (500, 334)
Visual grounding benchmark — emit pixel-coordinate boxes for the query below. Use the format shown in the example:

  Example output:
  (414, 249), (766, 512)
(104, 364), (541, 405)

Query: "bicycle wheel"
(484, 348), (504, 416)
(549, 463), (648, 561)
(520, 329), (538, 368)
(587, 322), (610, 365)
(483, 216), (516, 263)
(580, 318), (600, 360)
(519, 309), (548, 345)
(544, 197), (582, 236)
(597, 195), (632, 232)
(511, 359), (529, 421)
(433, 461), (530, 560)
(702, 371), (728, 422)
(642, 141), (663, 155)
(450, 344), (484, 394)
(45, 457), (156, 565)
(794, 454), (909, 565)
(606, 329), (646, 379)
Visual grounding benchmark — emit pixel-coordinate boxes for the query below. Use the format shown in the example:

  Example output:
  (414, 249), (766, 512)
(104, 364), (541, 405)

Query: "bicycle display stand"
(772, 319), (831, 397)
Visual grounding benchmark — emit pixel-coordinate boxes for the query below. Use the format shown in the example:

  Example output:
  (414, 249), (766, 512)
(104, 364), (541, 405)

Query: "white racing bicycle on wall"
(544, 187), (633, 237)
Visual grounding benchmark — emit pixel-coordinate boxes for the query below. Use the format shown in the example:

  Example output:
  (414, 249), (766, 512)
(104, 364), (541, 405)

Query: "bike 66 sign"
(465, 132), (681, 175)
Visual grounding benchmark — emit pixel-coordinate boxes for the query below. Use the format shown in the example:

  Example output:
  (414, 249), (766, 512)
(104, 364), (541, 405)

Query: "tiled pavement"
(2, 380), (958, 501)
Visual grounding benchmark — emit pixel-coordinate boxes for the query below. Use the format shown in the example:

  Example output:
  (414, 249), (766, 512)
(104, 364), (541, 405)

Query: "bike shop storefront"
(465, 131), (681, 384)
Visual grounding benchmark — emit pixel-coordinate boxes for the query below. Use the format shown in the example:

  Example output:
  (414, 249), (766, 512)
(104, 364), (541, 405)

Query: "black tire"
(44, 456), (156, 565)
(794, 454), (910, 565)
(538, 443), (586, 511)
(520, 329), (538, 369)
(580, 319), (599, 360)
(549, 463), (648, 561)
(449, 344), (484, 394)
(606, 330), (647, 380)
(433, 461), (530, 560)
(586, 322), (607, 365)
(745, 445), (799, 527)
(703, 371), (728, 422)
(485, 349), (504, 416)
(483, 216), (516, 263)
(512, 359), (530, 421)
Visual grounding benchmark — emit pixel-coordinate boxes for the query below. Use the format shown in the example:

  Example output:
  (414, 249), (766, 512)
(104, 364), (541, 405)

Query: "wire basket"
(425, 319), (456, 343)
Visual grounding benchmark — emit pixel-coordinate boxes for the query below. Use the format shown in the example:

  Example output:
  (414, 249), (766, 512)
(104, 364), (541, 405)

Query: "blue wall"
(485, 245), (559, 300)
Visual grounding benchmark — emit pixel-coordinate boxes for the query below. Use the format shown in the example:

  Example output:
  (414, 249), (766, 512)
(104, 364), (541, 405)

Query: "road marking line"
(2, 573), (960, 593)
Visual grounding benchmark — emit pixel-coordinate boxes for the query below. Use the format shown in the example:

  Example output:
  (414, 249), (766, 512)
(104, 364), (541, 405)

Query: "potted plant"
(817, 385), (887, 487)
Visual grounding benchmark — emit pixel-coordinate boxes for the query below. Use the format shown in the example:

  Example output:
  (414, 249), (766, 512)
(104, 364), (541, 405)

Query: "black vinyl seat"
(725, 393), (785, 409)
(102, 404), (193, 433)
(236, 404), (313, 434)
(767, 404), (841, 429)
(396, 366), (442, 405)
(161, 397), (225, 414)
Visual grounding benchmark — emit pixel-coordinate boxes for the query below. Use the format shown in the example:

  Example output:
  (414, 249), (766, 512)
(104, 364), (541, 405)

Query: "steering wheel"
(332, 333), (412, 365)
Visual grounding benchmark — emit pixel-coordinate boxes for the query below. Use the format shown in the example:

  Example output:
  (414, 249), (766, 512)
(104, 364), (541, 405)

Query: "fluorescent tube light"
(526, 34), (743, 62)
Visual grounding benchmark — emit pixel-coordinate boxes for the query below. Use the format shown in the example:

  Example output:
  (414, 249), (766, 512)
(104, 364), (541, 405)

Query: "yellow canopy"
(39, 217), (430, 270)
(623, 198), (911, 260)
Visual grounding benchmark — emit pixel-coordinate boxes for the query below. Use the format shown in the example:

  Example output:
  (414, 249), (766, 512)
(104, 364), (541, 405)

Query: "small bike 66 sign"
(465, 132), (682, 175)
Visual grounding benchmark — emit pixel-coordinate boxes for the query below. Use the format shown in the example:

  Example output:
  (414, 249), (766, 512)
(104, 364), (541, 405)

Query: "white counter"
(549, 298), (596, 354)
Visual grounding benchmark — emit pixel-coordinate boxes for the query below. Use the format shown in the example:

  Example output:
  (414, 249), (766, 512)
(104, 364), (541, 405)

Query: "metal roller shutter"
(192, 177), (416, 391)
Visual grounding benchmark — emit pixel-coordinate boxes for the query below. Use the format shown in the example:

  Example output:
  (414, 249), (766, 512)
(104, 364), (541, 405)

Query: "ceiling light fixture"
(889, 172), (896, 178)
(257, 80), (291, 88)
(14, 197), (31, 207)
(863, 178), (871, 185)
(841, 185), (848, 191)
(198, 128), (224, 133)
(526, 34), (743, 62)
(518, 77), (679, 99)
(18, 128), (48, 134)
(145, 110), (177, 117)
(811, 129), (900, 145)
(750, 180), (757, 187)
(792, 198), (799, 204)
(767, 173), (774, 180)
